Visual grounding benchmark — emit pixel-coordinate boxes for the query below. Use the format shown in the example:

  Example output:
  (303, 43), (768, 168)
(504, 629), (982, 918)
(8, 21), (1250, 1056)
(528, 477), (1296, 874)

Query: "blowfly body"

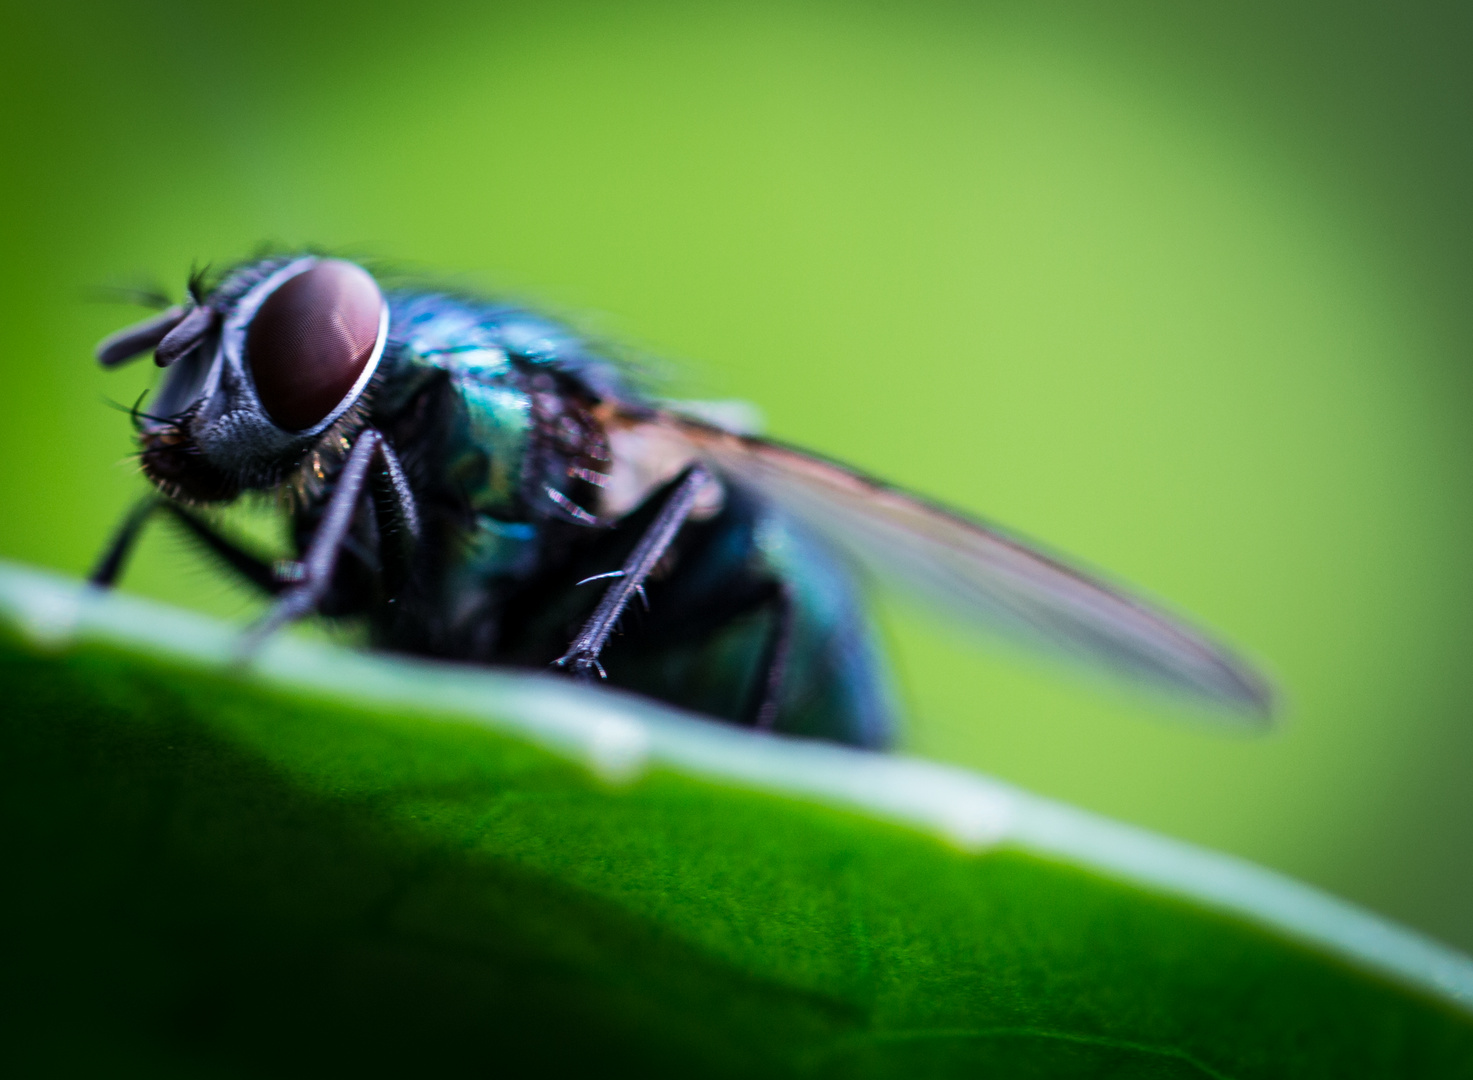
(93, 254), (1272, 747)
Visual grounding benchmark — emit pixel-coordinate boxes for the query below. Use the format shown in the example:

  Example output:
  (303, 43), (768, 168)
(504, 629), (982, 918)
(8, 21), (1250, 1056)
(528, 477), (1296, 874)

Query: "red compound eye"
(246, 260), (384, 432)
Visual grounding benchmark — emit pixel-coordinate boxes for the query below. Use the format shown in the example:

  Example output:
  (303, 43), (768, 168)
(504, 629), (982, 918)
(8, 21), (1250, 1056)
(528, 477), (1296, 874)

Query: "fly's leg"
(240, 429), (420, 653)
(91, 498), (317, 597)
(745, 583), (795, 732)
(89, 497), (164, 587)
(366, 429), (421, 596)
(92, 498), (282, 594)
(161, 503), (288, 596)
(555, 464), (712, 682)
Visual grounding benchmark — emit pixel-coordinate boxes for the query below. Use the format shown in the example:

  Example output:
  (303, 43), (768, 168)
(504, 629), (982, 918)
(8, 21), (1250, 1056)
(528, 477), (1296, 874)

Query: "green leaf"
(1, 560), (1469, 1078)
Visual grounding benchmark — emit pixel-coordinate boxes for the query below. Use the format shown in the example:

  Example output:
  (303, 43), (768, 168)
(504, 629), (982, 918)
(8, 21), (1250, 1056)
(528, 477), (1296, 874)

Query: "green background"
(4, 0), (1472, 957)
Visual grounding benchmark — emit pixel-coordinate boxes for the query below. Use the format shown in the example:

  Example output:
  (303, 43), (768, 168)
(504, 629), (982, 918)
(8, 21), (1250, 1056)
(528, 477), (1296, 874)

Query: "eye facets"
(246, 260), (384, 432)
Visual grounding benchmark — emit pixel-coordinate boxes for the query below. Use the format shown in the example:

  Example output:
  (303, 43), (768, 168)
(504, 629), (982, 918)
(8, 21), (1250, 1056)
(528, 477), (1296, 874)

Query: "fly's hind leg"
(555, 464), (713, 682)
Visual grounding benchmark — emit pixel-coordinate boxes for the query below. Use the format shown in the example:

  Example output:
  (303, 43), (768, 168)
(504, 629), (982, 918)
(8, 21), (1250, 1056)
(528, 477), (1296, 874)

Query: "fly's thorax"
(381, 292), (618, 529)
(460, 515), (542, 584)
(522, 369), (613, 526)
(440, 363), (614, 527)
(127, 255), (389, 501)
(456, 375), (532, 519)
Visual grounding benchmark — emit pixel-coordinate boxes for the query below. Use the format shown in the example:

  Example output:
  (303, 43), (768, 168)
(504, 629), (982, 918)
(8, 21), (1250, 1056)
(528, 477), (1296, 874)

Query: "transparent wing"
(612, 409), (1273, 722)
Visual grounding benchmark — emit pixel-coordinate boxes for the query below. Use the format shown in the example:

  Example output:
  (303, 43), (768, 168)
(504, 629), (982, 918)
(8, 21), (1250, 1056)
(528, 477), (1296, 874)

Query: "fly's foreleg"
(241, 429), (420, 652)
(366, 428), (422, 596)
(555, 464), (712, 682)
(163, 504), (289, 595)
(90, 498), (283, 596)
(89, 497), (164, 587)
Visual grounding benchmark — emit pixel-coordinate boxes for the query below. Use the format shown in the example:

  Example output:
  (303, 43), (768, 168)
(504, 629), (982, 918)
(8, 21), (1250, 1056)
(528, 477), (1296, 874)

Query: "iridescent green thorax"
(370, 291), (616, 586)
(387, 306), (530, 516)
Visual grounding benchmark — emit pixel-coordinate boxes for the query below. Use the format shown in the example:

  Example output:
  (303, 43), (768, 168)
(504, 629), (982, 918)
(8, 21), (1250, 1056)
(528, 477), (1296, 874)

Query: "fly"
(90, 254), (1273, 747)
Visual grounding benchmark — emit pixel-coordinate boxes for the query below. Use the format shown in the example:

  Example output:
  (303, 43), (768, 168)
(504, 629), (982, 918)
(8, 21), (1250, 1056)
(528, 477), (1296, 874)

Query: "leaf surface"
(0, 561), (1469, 1078)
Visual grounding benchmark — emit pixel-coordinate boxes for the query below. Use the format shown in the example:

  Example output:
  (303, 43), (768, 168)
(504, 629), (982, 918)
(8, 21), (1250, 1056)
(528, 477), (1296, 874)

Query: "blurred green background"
(5, 0), (1473, 953)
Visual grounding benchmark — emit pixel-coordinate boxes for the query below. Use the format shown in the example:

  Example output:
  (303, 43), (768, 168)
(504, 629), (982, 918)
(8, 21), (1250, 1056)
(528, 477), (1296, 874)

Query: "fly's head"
(97, 256), (389, 503)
